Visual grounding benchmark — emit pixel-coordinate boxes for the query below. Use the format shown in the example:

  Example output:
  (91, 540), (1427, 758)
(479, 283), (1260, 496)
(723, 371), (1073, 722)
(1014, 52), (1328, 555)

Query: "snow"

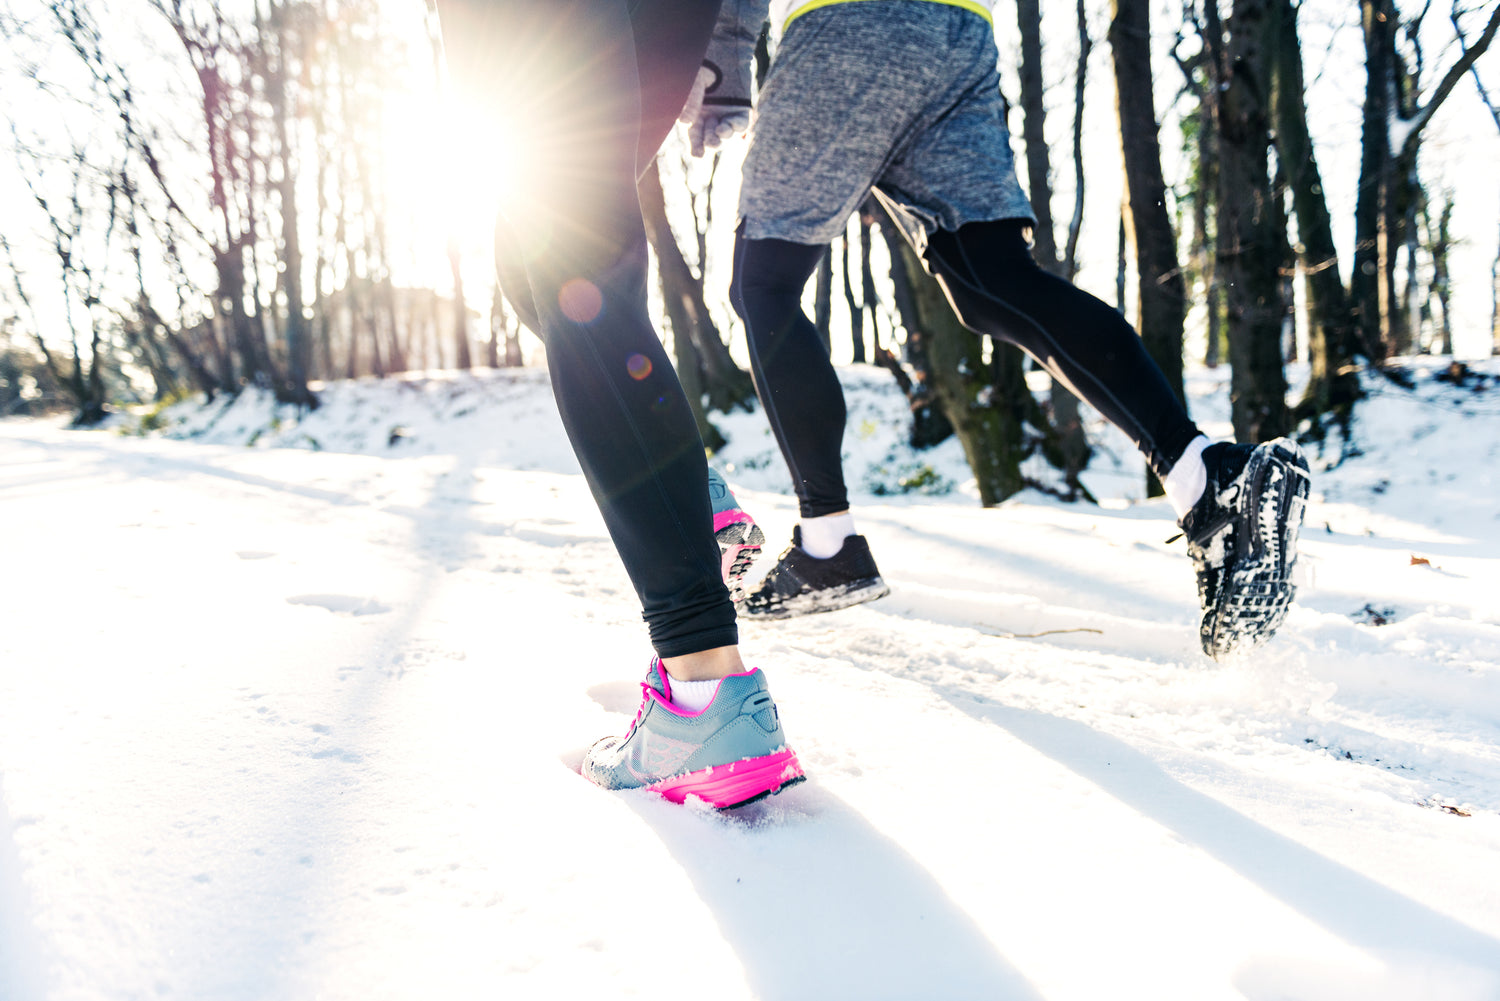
(2, 359), (1499, 1000)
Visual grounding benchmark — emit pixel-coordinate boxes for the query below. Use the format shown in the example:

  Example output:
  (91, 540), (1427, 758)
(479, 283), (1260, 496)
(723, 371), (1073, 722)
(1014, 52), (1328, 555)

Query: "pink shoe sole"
(714, 512), (765, 602)
(648, 748), (805, 809)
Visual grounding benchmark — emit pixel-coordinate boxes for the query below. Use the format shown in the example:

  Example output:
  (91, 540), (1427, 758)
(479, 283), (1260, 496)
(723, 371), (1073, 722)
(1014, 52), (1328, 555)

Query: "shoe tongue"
(791, 525), (803, 548)
(1204, 441), (1251, 489)
(706, 468), (733, 512)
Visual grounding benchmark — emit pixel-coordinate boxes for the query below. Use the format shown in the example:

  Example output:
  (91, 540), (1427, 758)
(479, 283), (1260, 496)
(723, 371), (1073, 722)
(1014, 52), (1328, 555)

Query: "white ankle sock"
(667, 677), (720, 713)
(799, 512), (856, 559)
(1163, 435), (1211, 521)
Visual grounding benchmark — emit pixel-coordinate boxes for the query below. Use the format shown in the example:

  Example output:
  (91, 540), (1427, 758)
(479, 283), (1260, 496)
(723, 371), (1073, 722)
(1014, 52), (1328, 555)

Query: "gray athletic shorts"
(739, 1), (1035, 250)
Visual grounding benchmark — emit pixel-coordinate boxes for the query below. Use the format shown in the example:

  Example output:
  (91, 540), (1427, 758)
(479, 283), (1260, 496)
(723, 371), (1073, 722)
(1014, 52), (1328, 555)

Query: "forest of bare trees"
(1, 0), (1496, 504)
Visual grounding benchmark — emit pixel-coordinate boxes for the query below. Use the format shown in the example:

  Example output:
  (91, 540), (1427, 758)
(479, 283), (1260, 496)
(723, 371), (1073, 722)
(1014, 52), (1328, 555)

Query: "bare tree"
(639, 158), (756, 416)
(148, 0), (278, 389)
(40, 0), (229, 401)
(894, 239), (1027, 504)
(814, 247), (833, 354)
(9, 135), (123, 424)
(1352, 0), (1500, 359)
(1173, 3), (1224, 369)
(0, 233), (73, 415)
(866, 198), (954, 450)
(265, 0), (316, 404)
(1213, 0), (1290, 443)
(1111, 0), (1187, 489)
(1017, 0), (1061, 274)
(1063, 0), (1092, 282)
(1016, 0), (1091, 490)
(489, 283), (524, 367)
(1456, 3), (1500, 355)
(1268, 0), (1362, 433)
(1423, 190), (1455, 356)
(447, 235), (472, 371)
(839, 233), (867, 363)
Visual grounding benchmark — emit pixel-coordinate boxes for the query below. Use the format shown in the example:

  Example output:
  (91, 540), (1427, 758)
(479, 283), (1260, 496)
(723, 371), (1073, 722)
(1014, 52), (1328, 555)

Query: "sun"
(381, 72), (564, 279)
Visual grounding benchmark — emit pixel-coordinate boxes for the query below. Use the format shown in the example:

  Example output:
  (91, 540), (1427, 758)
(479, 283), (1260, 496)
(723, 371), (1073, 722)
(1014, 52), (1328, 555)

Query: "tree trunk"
(1274, 167), (1297, 364)
(449, 238), (473, 370)
(1352, 0), (1395, 361)
(869, 201), (953, 448)
(841, 234), (866, 363)
(1429, 195), (1453, 356)
(814, 247), (833, 354)
(896, 243), (1027, 505)
(1016, 0), (1060, 272)
(637, 160), (756, 413)
(1403, 196), (1422, 353)
(1196, 96), (1224, 369)
(1063, 0), (1091, 281)
(638, 160), (730, 447)
(1017, 0), (1090, 489)
(1216, 0), (1289, 443)
(1271, 0), (1361, 429)
(668, 291), (725, 451)
(1493, 213), (1500, 356)
(1111, 0), (1186, 493)
(1115, 212), (1128, 313)
(486, 285), (502, 368)
(271, 2), (314, 406)
(859, 212), (883, 360)
(504, 304), (524, 368)
(216, 246), (268, 390)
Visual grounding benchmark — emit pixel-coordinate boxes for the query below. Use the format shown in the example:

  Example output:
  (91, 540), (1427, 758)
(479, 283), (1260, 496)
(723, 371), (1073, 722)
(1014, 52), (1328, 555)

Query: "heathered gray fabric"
(768, 0), (999, 26)
(739, 1), (1034, 249)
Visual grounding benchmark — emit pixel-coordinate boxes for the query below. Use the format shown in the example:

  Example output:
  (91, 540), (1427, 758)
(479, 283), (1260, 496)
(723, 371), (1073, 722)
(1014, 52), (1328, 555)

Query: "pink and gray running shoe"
(582, 660), (805, 809)
(708, 466), (764, 602)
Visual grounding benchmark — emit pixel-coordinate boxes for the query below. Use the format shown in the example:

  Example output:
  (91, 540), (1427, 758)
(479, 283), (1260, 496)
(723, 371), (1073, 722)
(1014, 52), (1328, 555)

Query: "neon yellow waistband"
(784, 0), (993, 32)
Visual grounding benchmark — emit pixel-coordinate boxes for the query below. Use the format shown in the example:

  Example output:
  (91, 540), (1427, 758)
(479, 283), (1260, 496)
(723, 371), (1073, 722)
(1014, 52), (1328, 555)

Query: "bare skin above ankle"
(661, 645), (745, 682)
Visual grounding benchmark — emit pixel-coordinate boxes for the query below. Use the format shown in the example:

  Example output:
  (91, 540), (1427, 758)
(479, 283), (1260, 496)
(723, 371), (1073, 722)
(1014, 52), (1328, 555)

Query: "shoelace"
(624, 678), (659, 739)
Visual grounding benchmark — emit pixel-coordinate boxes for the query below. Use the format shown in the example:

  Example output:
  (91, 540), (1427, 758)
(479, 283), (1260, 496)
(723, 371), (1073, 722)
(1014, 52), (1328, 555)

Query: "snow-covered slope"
(1, 360), (1497, 1001)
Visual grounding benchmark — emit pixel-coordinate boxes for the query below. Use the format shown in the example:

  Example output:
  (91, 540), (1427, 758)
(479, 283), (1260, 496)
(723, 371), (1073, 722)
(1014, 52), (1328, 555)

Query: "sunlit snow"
(2, 359), (1498, 1000)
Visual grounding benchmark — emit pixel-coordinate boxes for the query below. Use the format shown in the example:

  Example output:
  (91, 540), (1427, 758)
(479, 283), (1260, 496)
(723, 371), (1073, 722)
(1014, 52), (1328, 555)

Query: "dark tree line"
(2, 0), (1496, 512)
(1171, 0), (1500, 445)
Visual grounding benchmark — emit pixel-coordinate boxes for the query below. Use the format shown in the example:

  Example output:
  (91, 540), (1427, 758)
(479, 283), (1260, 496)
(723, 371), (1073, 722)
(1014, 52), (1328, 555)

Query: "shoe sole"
(1203, 438), (1311, 659)
(715, 515), (765, 603)
(741, 577), (891, 620)
(648, 747), (806, 809)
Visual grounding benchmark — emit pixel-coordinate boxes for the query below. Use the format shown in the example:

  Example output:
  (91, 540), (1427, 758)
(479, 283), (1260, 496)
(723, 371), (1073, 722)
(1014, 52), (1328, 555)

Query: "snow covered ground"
(2, 359), (1498, 1000)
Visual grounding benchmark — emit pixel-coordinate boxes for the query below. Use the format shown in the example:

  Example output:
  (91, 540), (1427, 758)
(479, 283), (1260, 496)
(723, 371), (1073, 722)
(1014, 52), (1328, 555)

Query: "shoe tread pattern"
(1197, 439), (1311, 659)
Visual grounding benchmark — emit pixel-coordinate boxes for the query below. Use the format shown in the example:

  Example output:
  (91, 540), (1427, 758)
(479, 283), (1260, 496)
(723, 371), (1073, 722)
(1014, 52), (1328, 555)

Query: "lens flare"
(626, 354), (653, 380)
(558, 279), (603, 323)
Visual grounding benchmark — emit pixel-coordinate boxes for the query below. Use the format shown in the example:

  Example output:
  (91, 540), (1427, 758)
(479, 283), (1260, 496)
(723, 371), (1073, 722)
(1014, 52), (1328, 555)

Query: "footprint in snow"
(287, 594), (391, 616)
(587, 681), (640, 715)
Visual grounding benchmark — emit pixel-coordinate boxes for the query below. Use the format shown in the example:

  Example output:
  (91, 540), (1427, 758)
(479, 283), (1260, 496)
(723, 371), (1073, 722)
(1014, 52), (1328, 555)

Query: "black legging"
(732, 219), (1202, 518)
(436, 0), (735, 658)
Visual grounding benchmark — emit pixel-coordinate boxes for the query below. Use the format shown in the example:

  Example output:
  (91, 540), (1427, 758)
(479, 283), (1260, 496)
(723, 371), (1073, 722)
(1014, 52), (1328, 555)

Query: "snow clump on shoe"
(740, 527), (890, 620)
(1180, 437), (1311, 660)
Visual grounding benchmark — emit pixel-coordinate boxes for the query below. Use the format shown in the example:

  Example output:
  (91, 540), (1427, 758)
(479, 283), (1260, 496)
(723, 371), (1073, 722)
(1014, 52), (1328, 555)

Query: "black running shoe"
(1181, 437), (1311, 659)
(740, 528), (891, 619)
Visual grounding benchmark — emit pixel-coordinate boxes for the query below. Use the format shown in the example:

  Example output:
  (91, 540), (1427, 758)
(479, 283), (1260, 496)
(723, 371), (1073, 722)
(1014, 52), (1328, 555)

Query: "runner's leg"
(730, 234), (849, 519)
(436, 0), (735, 659)
(923, 221), (1203, 480)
